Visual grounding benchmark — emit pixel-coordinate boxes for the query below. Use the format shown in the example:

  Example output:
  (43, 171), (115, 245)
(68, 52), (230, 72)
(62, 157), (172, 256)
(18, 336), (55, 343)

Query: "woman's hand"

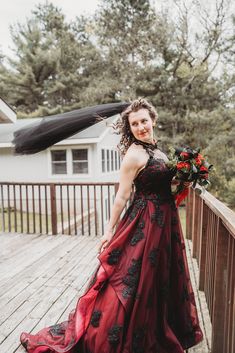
(183, 181), (193, 188)
(172, 177), (192, 188)
(98, 229), (113, 254)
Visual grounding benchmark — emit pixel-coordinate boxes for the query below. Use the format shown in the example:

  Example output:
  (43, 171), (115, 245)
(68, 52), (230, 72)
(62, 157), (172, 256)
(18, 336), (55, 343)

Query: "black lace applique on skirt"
(122, 258), (142, 299)
(107, 248), (122, 265)
(90, 310), (102, 328)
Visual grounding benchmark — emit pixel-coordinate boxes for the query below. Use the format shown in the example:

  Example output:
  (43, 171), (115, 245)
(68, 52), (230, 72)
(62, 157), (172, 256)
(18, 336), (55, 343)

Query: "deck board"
(0, 232), (211, 353)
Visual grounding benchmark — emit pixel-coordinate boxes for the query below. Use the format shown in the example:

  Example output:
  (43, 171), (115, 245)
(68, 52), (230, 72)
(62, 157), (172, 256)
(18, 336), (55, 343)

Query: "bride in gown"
(20, 98), (203, 353)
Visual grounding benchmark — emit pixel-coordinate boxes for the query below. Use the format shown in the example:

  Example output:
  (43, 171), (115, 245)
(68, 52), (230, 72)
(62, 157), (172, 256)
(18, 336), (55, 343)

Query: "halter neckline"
(133, 137), (158, 150)
(133, 137), (159, 158)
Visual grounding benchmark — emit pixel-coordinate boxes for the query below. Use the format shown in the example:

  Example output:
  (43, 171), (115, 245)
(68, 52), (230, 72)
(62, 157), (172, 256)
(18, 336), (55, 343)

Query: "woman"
(20, 98), (203, 353)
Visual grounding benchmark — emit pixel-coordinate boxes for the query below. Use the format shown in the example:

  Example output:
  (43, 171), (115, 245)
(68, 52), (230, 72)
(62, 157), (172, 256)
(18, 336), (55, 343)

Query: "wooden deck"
(0, 232), (211, 353)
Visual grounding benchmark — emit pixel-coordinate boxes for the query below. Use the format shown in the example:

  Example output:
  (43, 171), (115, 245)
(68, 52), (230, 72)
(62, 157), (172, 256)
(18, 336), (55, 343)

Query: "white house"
(0, 99), (125, 235)
(0, 114), (122, 183)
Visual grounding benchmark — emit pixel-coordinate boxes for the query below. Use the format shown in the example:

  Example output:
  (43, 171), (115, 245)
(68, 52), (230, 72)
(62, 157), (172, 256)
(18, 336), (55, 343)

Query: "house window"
(102, 149), (106, 172)
(111, 150), (114, 171)
(115, 151), (118, 170)
(107, 150), (110, 172)
(51, 150), (67, 174)
(102, 148), (120, 173)
(72, 149), (88, 174)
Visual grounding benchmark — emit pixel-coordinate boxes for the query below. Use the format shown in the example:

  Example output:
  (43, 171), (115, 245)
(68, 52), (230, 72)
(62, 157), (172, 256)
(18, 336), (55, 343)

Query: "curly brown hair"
(113, 98), (158, 157)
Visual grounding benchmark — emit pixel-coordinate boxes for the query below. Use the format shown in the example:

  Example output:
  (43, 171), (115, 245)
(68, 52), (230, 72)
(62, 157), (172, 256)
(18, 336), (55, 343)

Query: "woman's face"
(128, 108), (155, 143)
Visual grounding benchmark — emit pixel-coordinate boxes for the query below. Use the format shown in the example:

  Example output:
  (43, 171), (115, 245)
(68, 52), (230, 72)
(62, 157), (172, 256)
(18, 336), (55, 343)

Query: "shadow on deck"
(0, 230), (211, 353)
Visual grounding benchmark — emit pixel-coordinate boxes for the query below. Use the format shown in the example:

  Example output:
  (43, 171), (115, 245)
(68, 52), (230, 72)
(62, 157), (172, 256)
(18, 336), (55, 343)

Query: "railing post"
(193, 193), (200, 258)
(211, 219), (228, 353)
(199, 201), (208, 291)
(50, 184), (57, 235)
(0, 184), (5, 232)
(224, 236), (235, 353)
(186, 187), (193, 240)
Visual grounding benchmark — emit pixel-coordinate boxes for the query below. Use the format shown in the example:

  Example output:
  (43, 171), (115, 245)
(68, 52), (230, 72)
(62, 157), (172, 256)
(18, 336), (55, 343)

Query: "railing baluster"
(87, 185), (90, 235)
(186, 188), (193, 239)
(0, 184), (5, 232)
(80, 185), (84, 235)
(19, 184), (23, 233)
(26, 184), (29, 233)
(45, 185), (48, 234)
(108, 185), (111, 220)
(94, 185), (97, 236)
(7, 184), (11, 232)
(211, 220), (228, 353)
(38, 185), (42, 234)
(73, 185), (77, 235)
(32, 185), (36, 233)
(224, 235), (234, 353)
(50, 184), (57, 235)
(67, 184), (71, 235)
(60, 185), (64, 234)
(13, 184), (17, 232)
(199, 201), (208, 290)
(100, 185), (104, 235)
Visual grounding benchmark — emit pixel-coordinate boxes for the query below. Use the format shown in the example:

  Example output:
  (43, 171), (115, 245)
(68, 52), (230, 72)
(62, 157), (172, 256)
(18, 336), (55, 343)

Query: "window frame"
(48, 146), (91, 178)
(50, 149), (67, 175)
(72, 148), (89, 175)
(101, 148), (120, 174)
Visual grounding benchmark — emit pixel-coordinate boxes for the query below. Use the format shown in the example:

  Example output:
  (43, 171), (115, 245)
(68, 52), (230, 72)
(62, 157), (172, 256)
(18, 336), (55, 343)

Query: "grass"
(0, 209), (68, 234)
(1, 206), (187, 236)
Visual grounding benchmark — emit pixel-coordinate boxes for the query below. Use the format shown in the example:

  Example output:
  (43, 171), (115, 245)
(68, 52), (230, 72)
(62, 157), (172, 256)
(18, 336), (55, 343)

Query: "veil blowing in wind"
(12, 102), (130, 154)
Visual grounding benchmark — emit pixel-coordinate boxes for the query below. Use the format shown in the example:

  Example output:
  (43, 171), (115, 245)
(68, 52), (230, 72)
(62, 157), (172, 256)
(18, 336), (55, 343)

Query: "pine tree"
(95, 0), (159, 99)
(0, 3), (103, 114)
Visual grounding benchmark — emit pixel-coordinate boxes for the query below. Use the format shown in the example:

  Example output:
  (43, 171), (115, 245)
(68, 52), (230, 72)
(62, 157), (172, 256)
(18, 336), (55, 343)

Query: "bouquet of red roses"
(166, 146), (213, 207)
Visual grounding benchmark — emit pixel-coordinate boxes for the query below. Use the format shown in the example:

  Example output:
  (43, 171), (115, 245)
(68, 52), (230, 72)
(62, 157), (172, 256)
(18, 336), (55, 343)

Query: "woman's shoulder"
(124, 144), (140, 160)
(121, 143), (148, 169)
(126, 142), (147, 158)
(128, 141), (146, 152)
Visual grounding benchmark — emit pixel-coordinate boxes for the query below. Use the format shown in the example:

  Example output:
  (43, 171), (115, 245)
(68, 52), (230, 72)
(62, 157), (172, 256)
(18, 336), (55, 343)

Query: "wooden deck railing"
(186, 187), (235, 353)
(0, 182), (126, 236)
(1, 182), (234, 352)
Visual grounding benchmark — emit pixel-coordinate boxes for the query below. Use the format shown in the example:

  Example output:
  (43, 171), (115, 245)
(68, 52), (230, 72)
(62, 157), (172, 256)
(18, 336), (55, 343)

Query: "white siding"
(97, 128), (121, 182)
(0, 126), (122, 184)
(0, 148), (47, 182)
(0, 145), (96, 182)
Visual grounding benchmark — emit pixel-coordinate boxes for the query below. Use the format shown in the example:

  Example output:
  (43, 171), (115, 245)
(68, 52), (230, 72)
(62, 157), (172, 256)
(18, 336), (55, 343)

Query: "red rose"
(180, 152), (190, 160)
(200, 165), (208, 172)
(195, 157), (202, 166)
(177, 161), (191, 171)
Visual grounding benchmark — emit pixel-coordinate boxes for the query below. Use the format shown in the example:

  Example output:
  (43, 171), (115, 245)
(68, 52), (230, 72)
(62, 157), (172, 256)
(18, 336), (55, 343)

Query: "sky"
(0, 0), (100, 57)
(0, 0), (234, 64)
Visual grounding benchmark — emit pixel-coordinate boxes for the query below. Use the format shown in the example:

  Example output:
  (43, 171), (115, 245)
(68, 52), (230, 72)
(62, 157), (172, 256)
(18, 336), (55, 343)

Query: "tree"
(0, 3), (103, 114)
(95, 0), (160, 99)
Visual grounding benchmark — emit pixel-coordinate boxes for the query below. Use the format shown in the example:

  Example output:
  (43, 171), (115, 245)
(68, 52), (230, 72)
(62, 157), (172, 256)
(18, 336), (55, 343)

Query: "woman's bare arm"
(107, 150), (139, 231)
(98, 149), (140, 252)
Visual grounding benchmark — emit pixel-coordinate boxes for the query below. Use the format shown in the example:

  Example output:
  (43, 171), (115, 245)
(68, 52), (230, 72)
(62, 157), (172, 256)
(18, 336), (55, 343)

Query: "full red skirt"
(20, 191), (203, 353)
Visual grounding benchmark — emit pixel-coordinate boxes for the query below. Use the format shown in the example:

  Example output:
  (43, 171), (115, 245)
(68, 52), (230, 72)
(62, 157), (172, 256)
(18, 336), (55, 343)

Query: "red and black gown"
(20, 143), (204, 353)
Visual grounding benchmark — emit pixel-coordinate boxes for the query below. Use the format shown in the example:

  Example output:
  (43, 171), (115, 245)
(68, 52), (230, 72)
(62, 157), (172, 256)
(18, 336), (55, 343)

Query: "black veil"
(12, 102), (130, 154)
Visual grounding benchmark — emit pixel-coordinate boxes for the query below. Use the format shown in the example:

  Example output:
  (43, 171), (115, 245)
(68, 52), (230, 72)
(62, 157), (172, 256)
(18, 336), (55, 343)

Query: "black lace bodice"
(132, 140), (176, 199)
